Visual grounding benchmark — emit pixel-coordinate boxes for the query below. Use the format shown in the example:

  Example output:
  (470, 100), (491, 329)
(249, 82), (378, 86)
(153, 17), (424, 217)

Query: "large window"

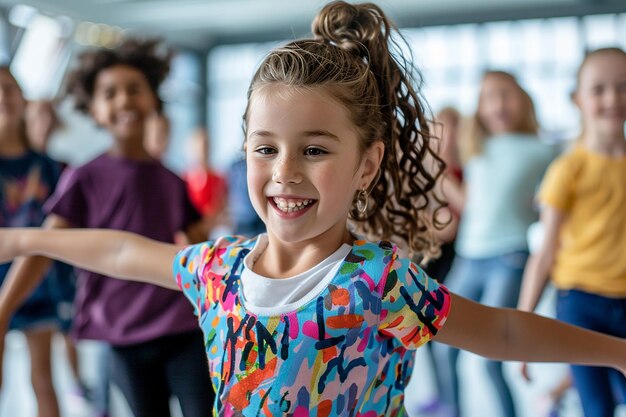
(207, 41), (279, 170)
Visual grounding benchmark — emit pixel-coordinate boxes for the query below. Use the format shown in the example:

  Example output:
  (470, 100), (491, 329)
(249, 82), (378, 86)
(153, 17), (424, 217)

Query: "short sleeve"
(538, 154), (576, 213)
(379, 258), (451, 349)
(43, 167), (88, 227)
(172, 242), (214, 318)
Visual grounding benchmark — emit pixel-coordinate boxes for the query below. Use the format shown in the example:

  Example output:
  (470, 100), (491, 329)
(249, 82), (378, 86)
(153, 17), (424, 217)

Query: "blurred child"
(433, 71), (556, 417)
(24, 98), (91, 412)
(0, 39), (214, 417)
(518, 47), (626, 417)
(183, 127), (228, 237)
(425, 106), (463, 277)
(144, 111), (171, 161)
(0, 68), (66, 417)
(25, 100), (63, 155)
(0, 4), (624, 417)
(417, 106), (464, 415)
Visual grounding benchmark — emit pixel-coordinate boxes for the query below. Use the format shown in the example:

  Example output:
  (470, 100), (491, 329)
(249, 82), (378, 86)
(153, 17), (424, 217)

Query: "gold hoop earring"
(356, 189), (369, 215)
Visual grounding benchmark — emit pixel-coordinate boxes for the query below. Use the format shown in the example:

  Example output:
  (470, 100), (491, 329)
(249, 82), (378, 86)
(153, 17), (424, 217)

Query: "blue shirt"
(456, 133), (555, 258)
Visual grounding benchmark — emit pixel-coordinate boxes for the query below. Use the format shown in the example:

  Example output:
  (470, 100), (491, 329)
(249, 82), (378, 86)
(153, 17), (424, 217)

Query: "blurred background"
(0, 0), (623, 171)
(0, 0), (623, 416)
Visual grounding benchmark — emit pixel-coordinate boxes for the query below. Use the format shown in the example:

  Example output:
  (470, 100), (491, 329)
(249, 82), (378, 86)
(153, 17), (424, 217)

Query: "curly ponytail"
(243, 1), (446, 259)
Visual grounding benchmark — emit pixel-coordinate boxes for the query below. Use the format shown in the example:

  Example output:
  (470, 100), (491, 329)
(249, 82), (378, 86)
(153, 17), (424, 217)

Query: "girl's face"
(246, 85), (381, 247)
(89, 65), (158, 142)
(478, 74), (526, 135)
(0, 70), (26, 131)
(573, 52), (626, 138)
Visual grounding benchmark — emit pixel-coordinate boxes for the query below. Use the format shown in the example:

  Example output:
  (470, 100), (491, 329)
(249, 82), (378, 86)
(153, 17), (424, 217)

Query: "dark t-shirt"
(0, 150), (61, 329)
(44, 153), (201, 345)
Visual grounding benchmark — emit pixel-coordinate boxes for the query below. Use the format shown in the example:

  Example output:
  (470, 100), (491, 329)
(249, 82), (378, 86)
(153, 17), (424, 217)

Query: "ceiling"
(0, 0), (625, 50)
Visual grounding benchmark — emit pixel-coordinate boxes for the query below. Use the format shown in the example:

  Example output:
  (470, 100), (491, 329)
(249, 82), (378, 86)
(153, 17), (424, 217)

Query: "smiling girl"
(0, 3), (624, 416)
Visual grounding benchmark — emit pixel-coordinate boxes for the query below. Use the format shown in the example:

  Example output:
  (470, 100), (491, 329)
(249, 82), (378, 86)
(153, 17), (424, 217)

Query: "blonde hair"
(460, 71), (538, 163)
(242, 1), (446, 258)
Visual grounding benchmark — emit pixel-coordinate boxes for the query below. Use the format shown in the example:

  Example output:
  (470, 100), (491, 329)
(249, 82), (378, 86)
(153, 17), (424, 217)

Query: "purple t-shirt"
(44, 153), (201, 345)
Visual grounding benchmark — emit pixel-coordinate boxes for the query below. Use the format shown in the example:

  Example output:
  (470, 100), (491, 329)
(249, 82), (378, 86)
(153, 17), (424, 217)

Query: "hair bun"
(312, 1), (386, 57)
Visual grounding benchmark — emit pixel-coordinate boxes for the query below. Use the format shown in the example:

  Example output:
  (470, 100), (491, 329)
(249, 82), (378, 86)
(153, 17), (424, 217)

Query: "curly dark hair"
(65, 38), (172, 113)
(243, 1), (447, 259)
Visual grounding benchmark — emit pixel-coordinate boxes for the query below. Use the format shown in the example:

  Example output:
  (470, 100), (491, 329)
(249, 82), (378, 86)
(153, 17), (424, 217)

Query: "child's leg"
(164, 330), (215, 417)
(432, 256), (485, 415)
(609, 370), (626, 405)
(479, 251), (528, 417)
(25, 327), (60, 417)
(90, 341), (111, 417)
(556, 290), (622, 417)
(569, 365), (616, 417)
(109, 338), (173, 417)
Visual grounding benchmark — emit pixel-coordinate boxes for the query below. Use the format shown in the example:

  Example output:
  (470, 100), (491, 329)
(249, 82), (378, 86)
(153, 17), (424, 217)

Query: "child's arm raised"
(517, 206), (564, 312)
(435, 294), (626, 373)
(0, 227), (179, 290)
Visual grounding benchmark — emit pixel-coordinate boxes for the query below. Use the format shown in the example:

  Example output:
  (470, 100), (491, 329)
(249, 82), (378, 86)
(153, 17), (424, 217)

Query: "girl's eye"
(255, 147), (276, 155)
(591, 85), (604, 96)
(304, 147), (327, 156)
(102, 90), (114, 99)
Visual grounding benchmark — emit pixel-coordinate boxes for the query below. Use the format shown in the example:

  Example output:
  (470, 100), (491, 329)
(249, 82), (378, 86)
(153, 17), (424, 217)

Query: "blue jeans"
(557, 289), (626, 417)
(433, 251), (528, 417)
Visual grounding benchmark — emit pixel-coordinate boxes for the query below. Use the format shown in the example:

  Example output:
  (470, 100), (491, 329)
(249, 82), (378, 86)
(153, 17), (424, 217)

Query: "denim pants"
(433, 251), (528, 417)
(557, 289), (626, 417)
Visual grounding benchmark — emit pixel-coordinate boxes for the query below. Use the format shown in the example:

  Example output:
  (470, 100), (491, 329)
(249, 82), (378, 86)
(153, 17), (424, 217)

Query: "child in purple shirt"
(1, 39), (214, 417)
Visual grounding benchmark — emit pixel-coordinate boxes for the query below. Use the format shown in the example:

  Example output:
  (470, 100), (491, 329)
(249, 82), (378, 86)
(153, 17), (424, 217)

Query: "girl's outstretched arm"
(0, 227), (180, 290)
(434, 294), (626, 373)
(517, 206), (564, 312)
(0, 215), (72, 327)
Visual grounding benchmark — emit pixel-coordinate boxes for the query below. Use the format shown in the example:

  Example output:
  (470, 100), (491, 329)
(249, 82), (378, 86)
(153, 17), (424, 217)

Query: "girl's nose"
(272, 156), (303, 184)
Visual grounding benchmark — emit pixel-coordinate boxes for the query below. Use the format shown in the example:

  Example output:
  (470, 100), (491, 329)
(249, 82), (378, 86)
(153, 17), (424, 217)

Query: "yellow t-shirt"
(539, 146), (626, 297)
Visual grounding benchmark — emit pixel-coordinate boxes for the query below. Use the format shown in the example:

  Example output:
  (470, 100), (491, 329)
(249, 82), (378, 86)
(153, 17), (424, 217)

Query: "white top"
(240, 234), (352, 316)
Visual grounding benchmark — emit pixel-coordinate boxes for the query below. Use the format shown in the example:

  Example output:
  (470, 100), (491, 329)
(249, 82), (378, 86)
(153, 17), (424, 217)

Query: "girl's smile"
(269, 196), (317, 217)
(244, 84), (382, 275)
(246, 85), (363, 246)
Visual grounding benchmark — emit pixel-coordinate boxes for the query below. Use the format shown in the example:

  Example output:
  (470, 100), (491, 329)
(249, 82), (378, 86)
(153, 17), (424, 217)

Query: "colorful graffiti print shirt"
(174, 236), (451, 416)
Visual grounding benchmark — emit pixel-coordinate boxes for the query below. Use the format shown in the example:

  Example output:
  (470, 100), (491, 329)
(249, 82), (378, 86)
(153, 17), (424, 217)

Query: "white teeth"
(272, 197), (314, 213)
